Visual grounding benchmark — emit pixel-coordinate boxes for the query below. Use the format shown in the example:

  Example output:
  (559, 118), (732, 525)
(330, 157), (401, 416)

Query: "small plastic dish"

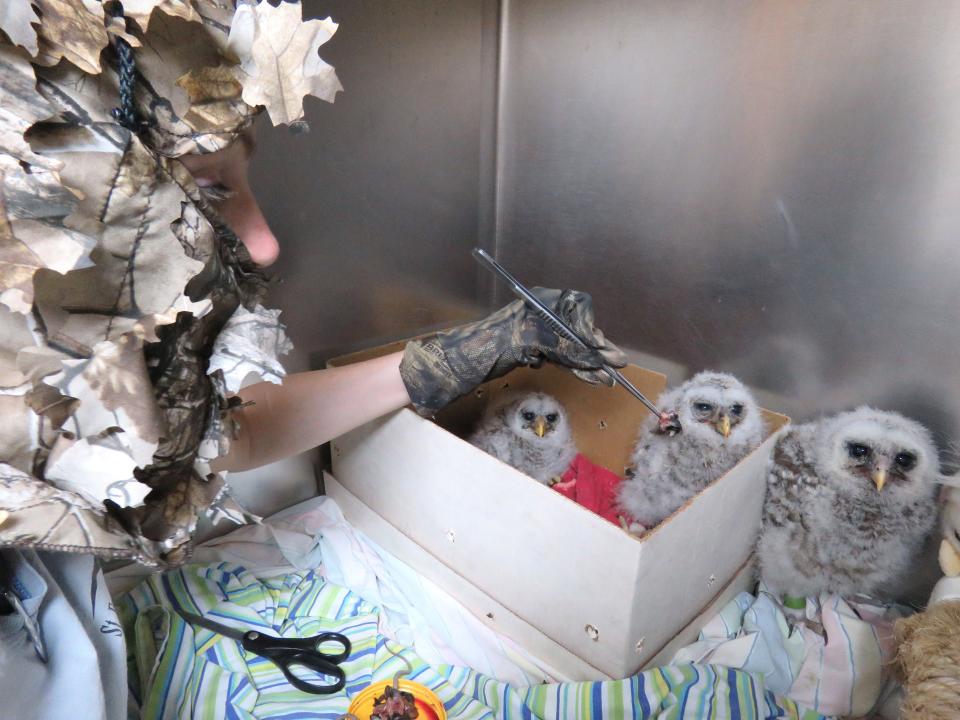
(347, 679), (447, 720)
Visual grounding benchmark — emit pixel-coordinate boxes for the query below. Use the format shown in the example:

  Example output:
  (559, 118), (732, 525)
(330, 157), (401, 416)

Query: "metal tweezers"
(473, 247), (681, 432)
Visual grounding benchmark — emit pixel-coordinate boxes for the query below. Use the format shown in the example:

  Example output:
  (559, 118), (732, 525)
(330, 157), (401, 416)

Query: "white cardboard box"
(329, 345), (787, 680)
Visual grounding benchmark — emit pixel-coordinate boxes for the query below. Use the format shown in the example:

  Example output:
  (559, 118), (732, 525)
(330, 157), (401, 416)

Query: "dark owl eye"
(730, 404), (744, 416)
(694, 402), (714, 413)
(546, 413), (558, 423)
(895, 452), (917, 470)
(521, 411), (536, 422)
(847, 443), (871, 460)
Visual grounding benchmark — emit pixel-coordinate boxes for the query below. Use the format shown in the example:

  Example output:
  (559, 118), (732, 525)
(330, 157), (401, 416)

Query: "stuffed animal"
(895, 485), (960, 720)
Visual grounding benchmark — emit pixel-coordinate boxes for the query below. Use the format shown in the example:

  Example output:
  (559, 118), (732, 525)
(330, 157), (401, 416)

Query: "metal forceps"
(180, 611), (352, 695)
(472, 247), (681, 433)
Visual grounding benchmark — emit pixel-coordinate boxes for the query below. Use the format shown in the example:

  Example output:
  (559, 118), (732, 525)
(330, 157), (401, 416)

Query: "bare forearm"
(213, 350), (410, 472)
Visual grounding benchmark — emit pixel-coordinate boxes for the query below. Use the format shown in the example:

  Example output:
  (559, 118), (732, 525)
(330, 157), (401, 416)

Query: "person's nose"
(223, 187), (280, 267)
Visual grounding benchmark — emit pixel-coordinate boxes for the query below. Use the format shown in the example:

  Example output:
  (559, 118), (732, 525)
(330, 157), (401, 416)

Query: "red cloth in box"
(551, 453), (625, 526)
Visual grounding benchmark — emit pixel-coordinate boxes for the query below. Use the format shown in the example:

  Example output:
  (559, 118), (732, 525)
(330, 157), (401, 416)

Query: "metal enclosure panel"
(251, 0), (498, 371)
(497, 0), (960, 454)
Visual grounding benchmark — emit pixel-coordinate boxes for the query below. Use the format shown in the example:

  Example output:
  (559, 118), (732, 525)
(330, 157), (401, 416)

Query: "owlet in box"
(758, 407), (939, 598)
(618, 371), (764, 529)
(468, 392), (577, 484)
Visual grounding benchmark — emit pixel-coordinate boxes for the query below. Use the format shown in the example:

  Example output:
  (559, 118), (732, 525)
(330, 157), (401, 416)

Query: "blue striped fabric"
(117, 563), (829, 720)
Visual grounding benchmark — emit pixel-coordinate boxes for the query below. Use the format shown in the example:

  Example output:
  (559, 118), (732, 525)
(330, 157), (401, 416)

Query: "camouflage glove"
(400, 288), (627, 415)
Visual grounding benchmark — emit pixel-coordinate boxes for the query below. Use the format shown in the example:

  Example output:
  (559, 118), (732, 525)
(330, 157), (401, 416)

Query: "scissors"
(179, 611), (351, 695)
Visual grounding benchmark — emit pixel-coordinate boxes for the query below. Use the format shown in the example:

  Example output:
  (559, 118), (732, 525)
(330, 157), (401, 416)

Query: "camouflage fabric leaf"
(0, 44), (58, 168)
(0, 462), (145, 557)
(0, 1), (40, 57)
(45, 431), (149, 507)
(0, 155), (95, 314)
(208, 303), (291, 392)
(105, 13), (142, 49)
(177, 65), (242, 104)
(135, 11), (255, 156)
(33, 0), (109, 75)
(29, 5), (254, 158)
(122, 0), (200, 33)
(175, 64), (246, 130)
(0, 388), (40, 475)
(0, 306), (34, 387)
(0, 308), (73, 478)
(193, 370), (235, 478)
(227, 1), (342, 125)
(0, 47), (91, 319)
(24, 382), (78, 430)
(34, 61), (119, 126)
(137, 11), (219, 119)
(32, 132), (207, 353)
(134, 469), (226, 558)
(2, 303), (68, 387)
(43, 336), (162, 467)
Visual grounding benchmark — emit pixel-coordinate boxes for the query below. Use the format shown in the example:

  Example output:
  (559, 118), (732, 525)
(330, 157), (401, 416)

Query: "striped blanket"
(117, 563), (827, 720)
(674, 587), (904, 718)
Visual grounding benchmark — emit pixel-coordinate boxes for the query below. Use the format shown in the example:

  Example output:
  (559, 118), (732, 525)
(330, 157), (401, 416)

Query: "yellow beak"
(534, 417), (548, 438)
(872, 468), (887, 492)
(715, 415), (731, 438)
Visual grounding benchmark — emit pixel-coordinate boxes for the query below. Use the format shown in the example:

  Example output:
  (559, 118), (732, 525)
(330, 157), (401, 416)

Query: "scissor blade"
(180, 611), (247, 642)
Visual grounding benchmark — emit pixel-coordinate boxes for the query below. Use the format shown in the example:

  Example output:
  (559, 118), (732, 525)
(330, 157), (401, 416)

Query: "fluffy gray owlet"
(758, 407), (940, 598)
(468, 392), (577, 484)
(618, 371), (765, 528)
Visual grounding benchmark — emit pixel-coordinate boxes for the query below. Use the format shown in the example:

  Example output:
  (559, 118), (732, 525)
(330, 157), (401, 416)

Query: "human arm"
(212, 350), (409, 472)
(213, 288), (625, 473)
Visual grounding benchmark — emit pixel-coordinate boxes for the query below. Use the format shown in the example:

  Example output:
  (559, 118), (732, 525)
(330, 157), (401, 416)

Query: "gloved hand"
(400, 288), (627, 415)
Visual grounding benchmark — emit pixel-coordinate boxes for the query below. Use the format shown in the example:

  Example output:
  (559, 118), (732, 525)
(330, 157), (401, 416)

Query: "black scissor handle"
(293, 631), (351, 663)
(276, 650), (346, 695)
(243, 630), (351, 658)
(243, 631), (351, 695)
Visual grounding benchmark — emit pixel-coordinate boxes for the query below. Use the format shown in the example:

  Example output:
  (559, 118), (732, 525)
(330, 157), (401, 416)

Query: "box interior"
(331, 341), (788, 482)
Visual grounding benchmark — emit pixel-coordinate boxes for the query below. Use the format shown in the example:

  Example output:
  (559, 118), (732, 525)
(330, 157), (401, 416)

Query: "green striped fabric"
(117, 563), (829, 720)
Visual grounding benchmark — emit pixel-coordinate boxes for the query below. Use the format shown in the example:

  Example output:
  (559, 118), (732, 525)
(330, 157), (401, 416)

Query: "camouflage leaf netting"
(0, 0), (340, 565)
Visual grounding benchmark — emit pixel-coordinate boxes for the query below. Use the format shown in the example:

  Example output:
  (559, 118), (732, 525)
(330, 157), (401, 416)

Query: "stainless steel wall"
(254, 1), (960, 460)
(496, 0), (960, 458)
(251, 0), (498, 372)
